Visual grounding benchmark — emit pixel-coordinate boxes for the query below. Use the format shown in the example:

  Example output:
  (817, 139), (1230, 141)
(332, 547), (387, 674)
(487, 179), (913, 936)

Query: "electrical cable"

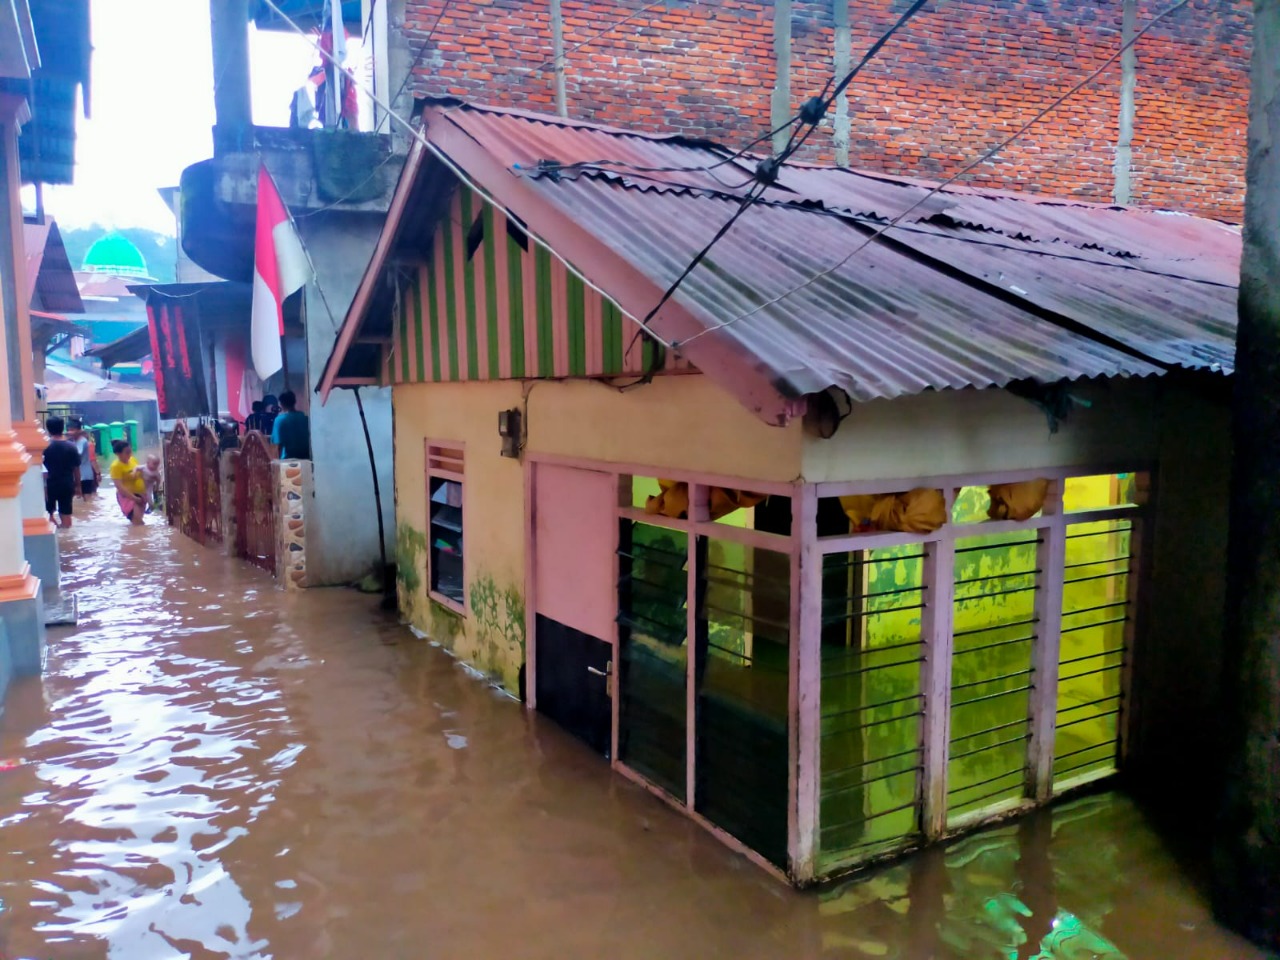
(536, 0), (929, 185)
(673, 0), (1200, 350)
(625, 0), (930, 347)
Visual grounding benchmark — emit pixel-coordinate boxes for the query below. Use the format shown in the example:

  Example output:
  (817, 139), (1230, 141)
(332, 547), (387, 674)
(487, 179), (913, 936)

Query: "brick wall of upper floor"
(399, 0), (1251, 221)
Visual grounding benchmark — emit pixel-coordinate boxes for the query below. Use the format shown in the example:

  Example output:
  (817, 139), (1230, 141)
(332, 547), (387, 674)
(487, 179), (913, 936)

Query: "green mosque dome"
(81, 232), (149, 278)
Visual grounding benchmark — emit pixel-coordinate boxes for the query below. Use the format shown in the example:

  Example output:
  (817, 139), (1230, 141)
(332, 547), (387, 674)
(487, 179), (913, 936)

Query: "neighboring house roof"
(321, 101), (1239, 423)
(86, 325), (151, 370)
(23, 219), (84, 313)
(44, 359), (156, 403)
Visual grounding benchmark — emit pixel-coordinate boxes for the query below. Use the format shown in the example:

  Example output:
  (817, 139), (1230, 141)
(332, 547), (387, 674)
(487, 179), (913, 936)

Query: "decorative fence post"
(276, 459), (312, 590)
(221, 450), (238, 557)
(194, 425), (222, 545)
(163, 422), (202, 541)
(234, 431), (278, 576)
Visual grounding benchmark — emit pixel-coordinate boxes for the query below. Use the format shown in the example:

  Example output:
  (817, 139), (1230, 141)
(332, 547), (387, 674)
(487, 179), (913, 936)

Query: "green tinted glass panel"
(819, 546), (926, 870)
(947, 531), (1038, 824)
(617, 520), (688, 800)
(1054, 519), (1131, 787)
(695, 537), (791, 867)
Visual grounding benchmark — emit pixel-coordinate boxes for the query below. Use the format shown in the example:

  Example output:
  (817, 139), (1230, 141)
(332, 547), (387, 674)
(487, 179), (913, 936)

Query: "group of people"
(39, 390), (310, 531)
(42, 417), (160, 529)
(245, 391), (311, 460)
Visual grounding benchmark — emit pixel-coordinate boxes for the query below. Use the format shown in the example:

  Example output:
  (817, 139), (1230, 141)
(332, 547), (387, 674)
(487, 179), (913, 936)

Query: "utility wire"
(629, 0), (931, 344)
(539, 0), (928, 184)
(673, 0), (1199, 350)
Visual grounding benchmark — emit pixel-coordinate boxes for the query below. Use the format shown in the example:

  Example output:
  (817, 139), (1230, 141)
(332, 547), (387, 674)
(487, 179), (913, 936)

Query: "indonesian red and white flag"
(251, 164), (312, 380)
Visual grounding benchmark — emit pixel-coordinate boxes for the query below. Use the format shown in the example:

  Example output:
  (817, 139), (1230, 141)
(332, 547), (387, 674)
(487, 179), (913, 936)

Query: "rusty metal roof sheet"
(529, 179), (1161, 401)
(400, 102), (1238, 405)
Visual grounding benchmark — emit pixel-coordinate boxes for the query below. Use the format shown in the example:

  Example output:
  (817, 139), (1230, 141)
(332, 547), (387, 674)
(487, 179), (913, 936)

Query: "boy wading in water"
(42, 416), (81, 529)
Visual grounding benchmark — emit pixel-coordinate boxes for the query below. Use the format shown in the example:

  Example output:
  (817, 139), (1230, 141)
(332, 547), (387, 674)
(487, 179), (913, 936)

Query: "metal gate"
(235, 431), (277, 575)
(163, 422), (202, 542)
(195, 425), (222, 545)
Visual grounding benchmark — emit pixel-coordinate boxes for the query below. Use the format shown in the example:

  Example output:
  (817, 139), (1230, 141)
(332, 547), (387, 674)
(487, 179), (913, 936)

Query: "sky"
(34, 0), (338, 234)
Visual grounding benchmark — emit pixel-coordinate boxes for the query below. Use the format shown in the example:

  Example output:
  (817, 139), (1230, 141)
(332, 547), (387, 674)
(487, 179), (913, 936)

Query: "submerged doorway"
(531, 463), (617, 754)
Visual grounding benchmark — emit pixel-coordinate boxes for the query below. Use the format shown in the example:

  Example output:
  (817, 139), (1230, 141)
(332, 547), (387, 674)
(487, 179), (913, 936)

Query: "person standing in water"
(270, 390), (311, 460)
(69, 419), (101, 498)
(42, 416), (81, 529)
(109, 438), (147, 526)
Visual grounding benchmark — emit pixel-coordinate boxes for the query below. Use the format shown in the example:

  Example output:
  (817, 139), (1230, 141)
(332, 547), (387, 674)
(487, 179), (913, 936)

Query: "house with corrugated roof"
(321, 100), (1238, 885)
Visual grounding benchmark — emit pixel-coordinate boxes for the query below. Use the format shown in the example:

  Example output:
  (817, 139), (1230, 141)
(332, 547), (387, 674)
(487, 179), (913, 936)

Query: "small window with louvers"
(427, 443), (465, 608)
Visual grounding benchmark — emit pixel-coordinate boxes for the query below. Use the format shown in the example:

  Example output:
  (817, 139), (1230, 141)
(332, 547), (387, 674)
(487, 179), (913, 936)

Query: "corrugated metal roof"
(407, 102), (1237, 406)
(529, 180), (1160, 401)
(44, 359), (156, 403)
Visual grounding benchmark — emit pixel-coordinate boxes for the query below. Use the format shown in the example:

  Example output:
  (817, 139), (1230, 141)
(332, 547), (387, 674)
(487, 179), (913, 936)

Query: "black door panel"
(535, 614), (612, 756)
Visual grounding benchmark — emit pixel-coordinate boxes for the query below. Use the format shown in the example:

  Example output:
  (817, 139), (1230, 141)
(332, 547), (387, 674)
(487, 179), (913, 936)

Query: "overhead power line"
(672, 0), (1200, 351)
(629, 0), (932, 341)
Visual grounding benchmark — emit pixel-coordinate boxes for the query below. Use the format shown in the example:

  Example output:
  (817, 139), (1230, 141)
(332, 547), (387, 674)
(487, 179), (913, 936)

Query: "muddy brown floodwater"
(0, 495), (1269, 959)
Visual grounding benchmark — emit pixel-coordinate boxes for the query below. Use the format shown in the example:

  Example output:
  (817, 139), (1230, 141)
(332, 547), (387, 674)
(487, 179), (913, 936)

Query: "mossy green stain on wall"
(429, 599), (465, 642)
(396, 523), (428, 608)
(470, 573), (527, 687)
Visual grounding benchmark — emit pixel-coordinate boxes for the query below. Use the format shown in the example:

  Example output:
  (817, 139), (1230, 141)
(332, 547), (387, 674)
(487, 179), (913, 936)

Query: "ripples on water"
(0, 497), (1264, 959)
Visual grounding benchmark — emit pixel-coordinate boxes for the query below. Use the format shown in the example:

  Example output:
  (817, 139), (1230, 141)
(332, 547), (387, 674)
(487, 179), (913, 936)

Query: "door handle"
(587, 663), (613, 697)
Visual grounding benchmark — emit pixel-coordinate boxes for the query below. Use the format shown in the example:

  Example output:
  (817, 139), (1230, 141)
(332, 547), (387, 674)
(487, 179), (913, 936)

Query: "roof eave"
(317, 136), (429, 403)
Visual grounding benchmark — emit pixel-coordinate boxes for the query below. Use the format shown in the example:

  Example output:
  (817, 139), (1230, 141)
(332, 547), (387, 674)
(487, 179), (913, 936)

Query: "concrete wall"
(393, 374), (803, 692)
(801, 378), (1163, 482)
(1130, 374), (1233, 812)
(299, 211), (395, 586)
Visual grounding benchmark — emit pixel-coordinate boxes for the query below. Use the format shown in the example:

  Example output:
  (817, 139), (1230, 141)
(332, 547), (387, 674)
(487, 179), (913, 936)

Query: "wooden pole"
(1213, 0), (1280, 948)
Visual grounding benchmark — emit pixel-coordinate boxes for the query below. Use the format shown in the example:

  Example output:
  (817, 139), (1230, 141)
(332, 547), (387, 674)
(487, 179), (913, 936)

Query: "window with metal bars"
(1054, 518), (1133, 787)
(947, 531), (1040, 824)
(616, 519), (688, 800)
(694, 536), (791, 868)
(818, 546), (927, 870)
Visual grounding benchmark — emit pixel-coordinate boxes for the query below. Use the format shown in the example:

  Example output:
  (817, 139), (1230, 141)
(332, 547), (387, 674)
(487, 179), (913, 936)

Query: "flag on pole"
(251, 164), (311, 380)
(330, 0), (347, 65)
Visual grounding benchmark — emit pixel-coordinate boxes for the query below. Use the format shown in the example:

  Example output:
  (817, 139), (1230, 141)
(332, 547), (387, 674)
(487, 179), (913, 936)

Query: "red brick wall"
(402, 0), (1250, 220)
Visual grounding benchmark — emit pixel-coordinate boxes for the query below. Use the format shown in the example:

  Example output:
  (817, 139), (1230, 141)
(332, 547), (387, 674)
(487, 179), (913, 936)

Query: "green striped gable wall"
(390, 186), (686, 384)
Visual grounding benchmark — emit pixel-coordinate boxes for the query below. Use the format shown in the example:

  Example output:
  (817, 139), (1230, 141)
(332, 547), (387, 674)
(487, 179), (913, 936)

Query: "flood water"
(0, 495), (1268, 959)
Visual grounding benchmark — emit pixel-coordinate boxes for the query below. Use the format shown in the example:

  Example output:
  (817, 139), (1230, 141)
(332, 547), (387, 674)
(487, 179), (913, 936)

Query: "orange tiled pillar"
(0, 102), (44, 673)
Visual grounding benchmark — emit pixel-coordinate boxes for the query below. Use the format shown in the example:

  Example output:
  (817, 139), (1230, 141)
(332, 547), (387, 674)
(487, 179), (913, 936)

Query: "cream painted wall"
(802, 379), (1162, 483)
(393, 374), (804, 694)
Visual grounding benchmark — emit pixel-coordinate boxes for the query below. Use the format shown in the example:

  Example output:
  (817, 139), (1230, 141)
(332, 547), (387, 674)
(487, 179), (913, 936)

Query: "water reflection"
(0, 496), (1263, 959)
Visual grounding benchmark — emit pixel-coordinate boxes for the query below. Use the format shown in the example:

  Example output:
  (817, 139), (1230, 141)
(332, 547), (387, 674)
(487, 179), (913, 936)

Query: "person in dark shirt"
(42, 416), (82, 529)
(270, 390), (311, 460)
(260, 394), (280, 436)
(245, 400), (266, 433)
